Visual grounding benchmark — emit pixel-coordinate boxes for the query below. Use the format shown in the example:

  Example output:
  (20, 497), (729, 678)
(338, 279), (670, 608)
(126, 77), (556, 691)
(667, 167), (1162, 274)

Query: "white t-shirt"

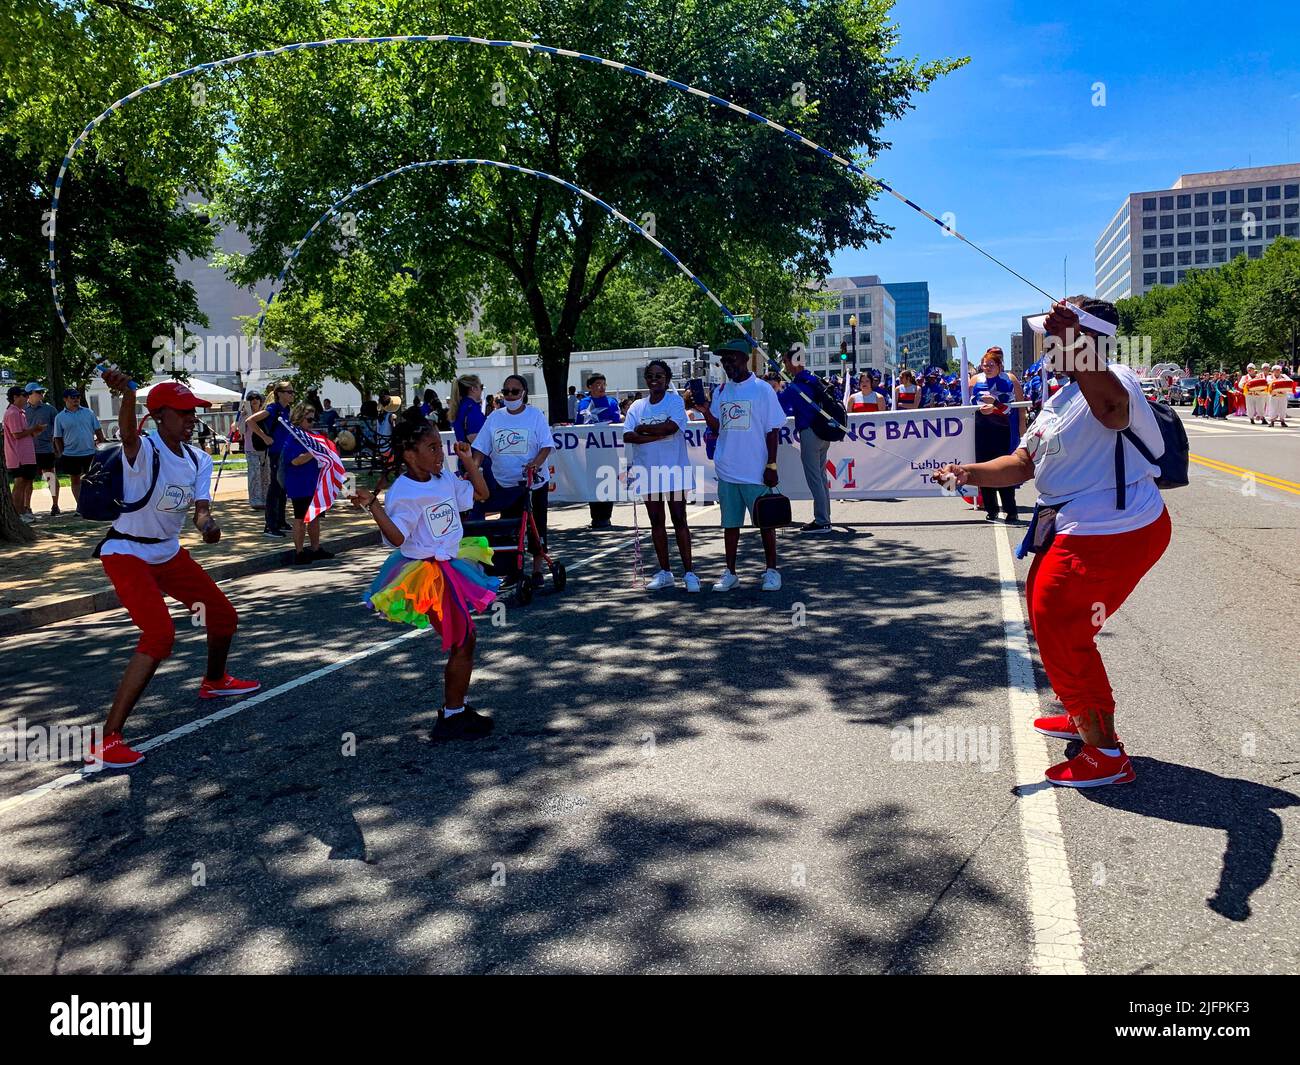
(709, 372), (789, 485)
(473, 405), (556, 488)
(382, 469), (476, 561)
(101, 432), (212, 565)
(1021, 364), (1165, 536)
(623, 391), (690, 494)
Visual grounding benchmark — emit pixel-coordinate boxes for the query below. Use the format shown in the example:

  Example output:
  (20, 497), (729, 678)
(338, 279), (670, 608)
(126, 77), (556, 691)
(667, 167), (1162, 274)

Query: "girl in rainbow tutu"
(350, 407), (499, 741)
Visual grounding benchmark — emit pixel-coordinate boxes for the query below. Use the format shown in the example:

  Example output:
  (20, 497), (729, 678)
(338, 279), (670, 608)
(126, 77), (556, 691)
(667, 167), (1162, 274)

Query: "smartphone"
(342, 473), (357, 498)
(687, 378), (708, 408)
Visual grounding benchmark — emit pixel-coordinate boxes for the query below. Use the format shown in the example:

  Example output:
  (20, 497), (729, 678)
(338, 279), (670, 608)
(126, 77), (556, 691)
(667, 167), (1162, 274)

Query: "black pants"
(974, 413), (1019, 518)
(264, 453), (287, 530)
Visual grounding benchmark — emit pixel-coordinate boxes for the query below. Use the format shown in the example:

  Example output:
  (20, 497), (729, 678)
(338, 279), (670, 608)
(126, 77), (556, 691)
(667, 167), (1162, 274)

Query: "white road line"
(1, 517), (687, 819)
(993, 524), (1086, 975)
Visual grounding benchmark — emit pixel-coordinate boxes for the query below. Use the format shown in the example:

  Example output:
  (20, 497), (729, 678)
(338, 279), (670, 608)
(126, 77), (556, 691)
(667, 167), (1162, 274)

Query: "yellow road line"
(1190, 454), (1300, 497)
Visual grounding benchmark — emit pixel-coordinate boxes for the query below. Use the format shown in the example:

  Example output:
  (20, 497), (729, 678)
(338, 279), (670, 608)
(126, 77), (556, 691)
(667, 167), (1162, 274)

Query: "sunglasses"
(501, 388), (523, 397)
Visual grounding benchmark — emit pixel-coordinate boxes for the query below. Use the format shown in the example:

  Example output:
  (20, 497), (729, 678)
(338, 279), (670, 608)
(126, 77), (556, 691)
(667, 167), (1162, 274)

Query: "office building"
(801, 275), (896, 375)
(1096, 163), (1300, 302)
(884, 281), (931, 370)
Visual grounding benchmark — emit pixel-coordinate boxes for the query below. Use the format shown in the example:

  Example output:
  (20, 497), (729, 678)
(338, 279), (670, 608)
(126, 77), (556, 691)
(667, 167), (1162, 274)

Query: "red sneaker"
(1033, 713), (1080, 740)
(199, 673), (261, 700)
(1045, 744), (1135, 788)
(86, 732), (144, 768)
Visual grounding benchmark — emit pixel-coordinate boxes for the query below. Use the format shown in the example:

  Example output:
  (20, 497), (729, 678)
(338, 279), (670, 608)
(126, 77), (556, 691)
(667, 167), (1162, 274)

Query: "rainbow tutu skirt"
(365, 537), (500, 650)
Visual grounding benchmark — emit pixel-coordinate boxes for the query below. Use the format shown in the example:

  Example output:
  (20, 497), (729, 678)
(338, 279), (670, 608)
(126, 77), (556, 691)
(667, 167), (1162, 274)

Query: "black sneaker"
(590, 519), (613, 530)
(799, 521), (832, 533)
(985, 512), (999, 522)
(430, 706), (494, 742)
(264, 528), (286, 538)
(294, 550), (312, 565)
(310, 547), (336, 560)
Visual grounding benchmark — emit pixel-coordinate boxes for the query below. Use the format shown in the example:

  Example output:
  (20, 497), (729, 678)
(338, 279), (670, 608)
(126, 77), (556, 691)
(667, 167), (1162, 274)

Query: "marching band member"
(1268, 364), (1293, 428)
(1244, 363), (1271, 424)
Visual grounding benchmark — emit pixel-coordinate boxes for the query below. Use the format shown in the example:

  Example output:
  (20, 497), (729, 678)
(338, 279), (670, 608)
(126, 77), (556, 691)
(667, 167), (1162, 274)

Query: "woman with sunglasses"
(279, 402), (335, 564)
(246, 379), (295, 537)
(472, 374), (555, 589)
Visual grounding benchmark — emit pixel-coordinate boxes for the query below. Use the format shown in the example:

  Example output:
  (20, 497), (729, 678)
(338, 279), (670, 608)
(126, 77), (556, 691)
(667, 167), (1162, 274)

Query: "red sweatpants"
(1025, 507), (1171, 721)
(101, 548), (238, 661)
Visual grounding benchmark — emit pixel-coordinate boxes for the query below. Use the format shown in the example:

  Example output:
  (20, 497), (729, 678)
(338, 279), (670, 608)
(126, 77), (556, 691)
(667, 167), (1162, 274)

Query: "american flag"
(278, 416), (347, 523)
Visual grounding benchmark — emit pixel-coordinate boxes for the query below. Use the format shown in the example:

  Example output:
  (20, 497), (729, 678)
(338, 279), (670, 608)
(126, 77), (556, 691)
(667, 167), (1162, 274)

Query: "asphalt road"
(0, 409), (1296, 974)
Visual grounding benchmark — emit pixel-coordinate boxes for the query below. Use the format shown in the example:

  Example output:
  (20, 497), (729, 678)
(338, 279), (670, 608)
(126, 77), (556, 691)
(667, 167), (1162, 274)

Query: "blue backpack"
(1113, 398), (1189, 508)
(77, 440), (198, 522)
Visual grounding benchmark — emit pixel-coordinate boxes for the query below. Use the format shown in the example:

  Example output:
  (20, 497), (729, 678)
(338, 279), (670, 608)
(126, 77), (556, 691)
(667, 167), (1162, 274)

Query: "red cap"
(146, 381), (212, 414)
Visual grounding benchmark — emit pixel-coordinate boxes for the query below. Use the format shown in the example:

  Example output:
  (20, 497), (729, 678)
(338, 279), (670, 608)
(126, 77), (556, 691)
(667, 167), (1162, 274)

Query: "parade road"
(1, 407), (1296, 974)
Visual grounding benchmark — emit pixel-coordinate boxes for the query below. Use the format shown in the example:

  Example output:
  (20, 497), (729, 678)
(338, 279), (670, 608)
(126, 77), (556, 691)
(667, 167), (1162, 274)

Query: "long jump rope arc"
(47, 35), (1031, 503)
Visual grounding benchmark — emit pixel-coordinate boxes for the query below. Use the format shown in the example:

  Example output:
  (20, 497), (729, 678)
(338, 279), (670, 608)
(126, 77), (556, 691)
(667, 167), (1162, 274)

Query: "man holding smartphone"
(695, 344), (786, 591)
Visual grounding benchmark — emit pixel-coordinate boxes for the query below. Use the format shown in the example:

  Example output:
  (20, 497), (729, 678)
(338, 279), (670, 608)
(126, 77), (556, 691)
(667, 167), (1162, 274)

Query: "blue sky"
(834, 0), (1300, 357)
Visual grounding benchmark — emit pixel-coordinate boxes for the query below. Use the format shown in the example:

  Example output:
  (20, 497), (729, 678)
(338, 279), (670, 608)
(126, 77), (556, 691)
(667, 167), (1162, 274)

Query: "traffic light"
(839, 341), (849, 362)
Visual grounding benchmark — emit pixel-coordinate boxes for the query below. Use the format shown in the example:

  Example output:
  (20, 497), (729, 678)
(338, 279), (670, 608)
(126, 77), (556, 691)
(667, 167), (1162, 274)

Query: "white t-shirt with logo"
(623, 391), (691, 494)
(1020, 364), (1166, 536)
(101, 432), (211, 565)
(709, 373), (789, 485)
(473, 405), (557, 488)
(383, 469), (476, 561)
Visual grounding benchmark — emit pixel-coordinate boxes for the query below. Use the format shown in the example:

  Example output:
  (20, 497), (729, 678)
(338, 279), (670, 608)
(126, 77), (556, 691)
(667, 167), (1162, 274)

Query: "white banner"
(446, 408), (976, 502)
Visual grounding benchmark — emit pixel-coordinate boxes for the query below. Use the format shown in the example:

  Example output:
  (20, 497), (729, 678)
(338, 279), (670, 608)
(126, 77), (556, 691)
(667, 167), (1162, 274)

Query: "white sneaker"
(713, 570), (740, 592)
(646, 569), (677, 591)
(683, 572), (701, 593)
(761, 569), (782, 591)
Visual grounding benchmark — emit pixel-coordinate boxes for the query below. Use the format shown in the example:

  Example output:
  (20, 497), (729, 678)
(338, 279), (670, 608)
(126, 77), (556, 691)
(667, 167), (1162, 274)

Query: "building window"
(860, 313), (871, 325)
(1286, 223), (1300, 237)
(1144, 271), (1158, 285)
(1177, 194), (1191, 209)
(1194, 211), (1209, 225)
(1143, 253), (1157, 267)
(1248, 245), (1263, 258)
(1230, 189), (1244, 204)
(1177, 232), (1191, 245)
(1176, 212), (1191, 226)
(1212, 248), (1227, 263)
(1266, 185), (1281, 200)
(1160, 271), (1175, 284)
(1247, 187), (1262, 202)
(813, 334), (826, 347)
(1143, 197), (1157, 210)
(1212, 229), (1226, 242)
(841, 295), (856, 309)
(827, 314), (840, 328)
(1159, 252), (1174, 266)
(1229, 207), (1244, 222)
(1230, 227), (1243, 241)
(1266, 224), (1281, 238)
(1142, 216), (1156, 230)
(1286, 204), (1299, 218)
(1195, 249), (1209, 264)
(1160, 233), (1174, 247)
(1143, 235), (1157, 248)
(1159, 195), (1174, 209)
(1212, 209), (1227, 223)
(1195, 230), (1209, 244)
(1159, 215), (1174, 229)
(1230, 246), (1244, 259)
(1177, 251), (1191, 266)
(1177, 271), (1187, 281)
(1212, 191), (1227, 205)
(1194, 192), (1209, 206)
(1265, 205), (1280, 219)
(1286, 184), (1299, 198)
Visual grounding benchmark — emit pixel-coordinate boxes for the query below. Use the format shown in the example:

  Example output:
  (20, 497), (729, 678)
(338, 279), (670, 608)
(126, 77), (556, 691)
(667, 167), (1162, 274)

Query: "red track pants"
(101, 548), (238, 661)
(1025, 507), (1171, 721)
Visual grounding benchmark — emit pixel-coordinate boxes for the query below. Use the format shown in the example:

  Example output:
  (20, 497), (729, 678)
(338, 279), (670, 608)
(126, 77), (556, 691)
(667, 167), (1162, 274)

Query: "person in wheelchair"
(470, 374), (554, 590)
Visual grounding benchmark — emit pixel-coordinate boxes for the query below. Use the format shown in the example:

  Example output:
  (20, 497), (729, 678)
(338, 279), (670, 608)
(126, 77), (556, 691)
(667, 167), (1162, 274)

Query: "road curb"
(0, 528), (383, 636)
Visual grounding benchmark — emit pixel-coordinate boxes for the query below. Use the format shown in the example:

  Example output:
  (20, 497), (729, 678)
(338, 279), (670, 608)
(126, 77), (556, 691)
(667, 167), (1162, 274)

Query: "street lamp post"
(849, 314), (858, 379)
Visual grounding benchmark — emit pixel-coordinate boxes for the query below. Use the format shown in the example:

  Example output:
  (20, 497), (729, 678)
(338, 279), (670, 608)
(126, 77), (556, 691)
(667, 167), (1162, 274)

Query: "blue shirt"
(778, 369), (822, 432)
(576, 395), (620, 423)
(53, 406), (101, 456)
(276, 423), (320, 499)
(453, 397), (486, 442)
(264, 402), (290, 455)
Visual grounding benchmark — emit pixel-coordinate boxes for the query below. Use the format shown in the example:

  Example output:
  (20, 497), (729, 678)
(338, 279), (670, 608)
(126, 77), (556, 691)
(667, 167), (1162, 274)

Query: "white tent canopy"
(134, 377), (243, 404)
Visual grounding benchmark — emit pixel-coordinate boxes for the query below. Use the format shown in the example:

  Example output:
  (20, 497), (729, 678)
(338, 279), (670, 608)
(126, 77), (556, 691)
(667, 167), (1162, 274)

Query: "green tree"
(207, 0), (964, 419)
(1235, 238), (1300, 371)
